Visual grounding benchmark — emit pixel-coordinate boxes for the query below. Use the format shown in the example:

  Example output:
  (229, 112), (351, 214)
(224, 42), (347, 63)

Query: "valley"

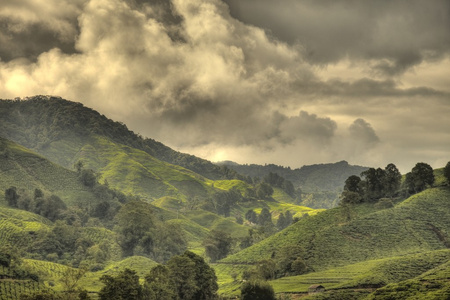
(0, 96), (449, 299)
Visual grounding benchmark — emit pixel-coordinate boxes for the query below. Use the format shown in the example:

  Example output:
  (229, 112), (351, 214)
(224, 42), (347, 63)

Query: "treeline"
(99, 251), (218, 300)
(340, 161), (450, 206)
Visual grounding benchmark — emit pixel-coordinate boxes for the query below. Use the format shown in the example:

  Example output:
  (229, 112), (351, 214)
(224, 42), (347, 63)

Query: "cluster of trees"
(115, 200), (187, 263)
(98, 251), (218, 300)
(262, 172), (296, 197)
(340, 162), (441, 206)
(245, 208), (293, 230)
(5, 187), (67, 222)
(243, 245), (307, 281)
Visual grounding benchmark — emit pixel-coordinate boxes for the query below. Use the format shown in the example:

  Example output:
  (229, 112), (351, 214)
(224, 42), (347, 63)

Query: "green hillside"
(222, 187), (450, 270)
(0, 96), (245, 181)
(0, 137), (96, 206)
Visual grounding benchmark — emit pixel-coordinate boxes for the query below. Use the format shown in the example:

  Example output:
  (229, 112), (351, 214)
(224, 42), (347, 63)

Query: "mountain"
(217, 160), (369, 208)
(0, 95), (244, 181)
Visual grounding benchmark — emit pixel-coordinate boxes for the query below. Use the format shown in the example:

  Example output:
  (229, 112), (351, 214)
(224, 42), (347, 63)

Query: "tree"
(59, 267), (87, 300)
(343, 175), (362, 194)
(258, 208), (273, 226)
(275, 245), (306, 276)
(5, 186), (18, 207)
(143, 265), (174, 300)
(276, 213), (287, 230)
(79, 169), (97, 188)
(284, 211), (293, 227)
(384, 163), (402, 197)
(405, 162), (435, 193)
(183, 251), (218, 300)
(99, 268), (142, 300)
(444, 161), (450, 184)
(115, 200), (154, 257)
(245, 209), (258, 224)
(203, 230), (232, 262)
(339, 190), (362, 206)
(167, 255), (197, 300)
(360, 168), (386, 201)
(240, 281), (276, 300)
(256, 182), (273, 199)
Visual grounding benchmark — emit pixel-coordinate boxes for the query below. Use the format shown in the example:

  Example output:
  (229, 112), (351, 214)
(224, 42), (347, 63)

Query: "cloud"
(0, 0), (449, 171)
(224, 0), (450, 76)
(0, 0), (85, 61)
(348, 118), (380, 147)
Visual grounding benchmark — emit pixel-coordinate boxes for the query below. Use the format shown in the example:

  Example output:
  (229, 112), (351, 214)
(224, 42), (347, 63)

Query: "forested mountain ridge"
(0, 95), (244, 181)
(217, 160), (369, 208)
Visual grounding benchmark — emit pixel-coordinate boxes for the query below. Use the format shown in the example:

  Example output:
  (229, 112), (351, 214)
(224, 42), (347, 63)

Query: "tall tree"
(444, 161), (450, 184)
(360, 168), (386, 201)
(240, 280), (276, 300)
(115, 200), (154, 257)
(99, 268), (142, 300)
(143, 265), (174, 300)
(258, 208), (273, 226)
(384, 163), (402, 197)
(405, 162), (435, 193)
(203, 230), (232, 262)
(166, 251), (218, 300)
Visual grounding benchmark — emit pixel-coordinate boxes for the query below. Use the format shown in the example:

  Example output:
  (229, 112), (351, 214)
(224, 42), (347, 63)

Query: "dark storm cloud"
(0, 0), (85, 62)
(223, 0), (450, 75)
(0, 0), (449, 170)
(349, 118), (380, 146)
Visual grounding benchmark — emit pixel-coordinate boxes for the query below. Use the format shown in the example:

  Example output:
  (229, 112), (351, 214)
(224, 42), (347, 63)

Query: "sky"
(0, 0), (449, 172)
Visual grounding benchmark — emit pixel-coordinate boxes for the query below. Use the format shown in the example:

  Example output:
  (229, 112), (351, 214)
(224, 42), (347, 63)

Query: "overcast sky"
(1, 0), (449, 172)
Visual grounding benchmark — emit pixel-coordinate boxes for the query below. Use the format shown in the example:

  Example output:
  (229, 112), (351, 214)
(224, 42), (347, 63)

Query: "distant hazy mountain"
(217, 160), (369, 208)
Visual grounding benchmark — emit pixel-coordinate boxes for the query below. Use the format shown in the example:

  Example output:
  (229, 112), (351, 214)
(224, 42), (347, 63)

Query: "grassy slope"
(72, 135), (215, 201)
(0, 137), (96, 206)
(222, 187), (450, 271)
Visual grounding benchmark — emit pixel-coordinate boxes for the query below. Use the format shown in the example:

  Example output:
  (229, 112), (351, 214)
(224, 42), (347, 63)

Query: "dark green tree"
(167, 255), (197, 300)
(384, 163), (402, 197)
(240, 280), (276, 300)
(256, 182), (273, 199)
(405, 162), (435, 193)
(99, 268), (142, 300)
(5, 186), (18, 207)
(245, 209), (258, 224)
(115, 200), (154, 257)
(275, 245), (306, 276)
(343, 175), (362, 194)
(203, 230), (232, 262)
(276, 213), (287, 230)
(443, 161), (450, 184)
(258, 208), (273, 226)
(360, 168), (386, 201)
(183, 251), (218, 300)
(143, 265), (174, 300)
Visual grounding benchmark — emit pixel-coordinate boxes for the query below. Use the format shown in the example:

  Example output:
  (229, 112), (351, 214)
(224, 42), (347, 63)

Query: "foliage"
(404, 162), (435, 194)
(240, 280), (276, 300)
(166, 251), (218, 300)
(442, 161), (450, 184)
(99, 268), (142, 300)
(203, 230), (232, 262)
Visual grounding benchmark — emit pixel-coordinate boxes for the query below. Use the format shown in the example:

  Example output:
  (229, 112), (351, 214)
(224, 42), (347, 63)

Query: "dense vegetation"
(218, 160), (368, 208)
(1, 96), (449, 299)
(0, 96), (246, 182)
